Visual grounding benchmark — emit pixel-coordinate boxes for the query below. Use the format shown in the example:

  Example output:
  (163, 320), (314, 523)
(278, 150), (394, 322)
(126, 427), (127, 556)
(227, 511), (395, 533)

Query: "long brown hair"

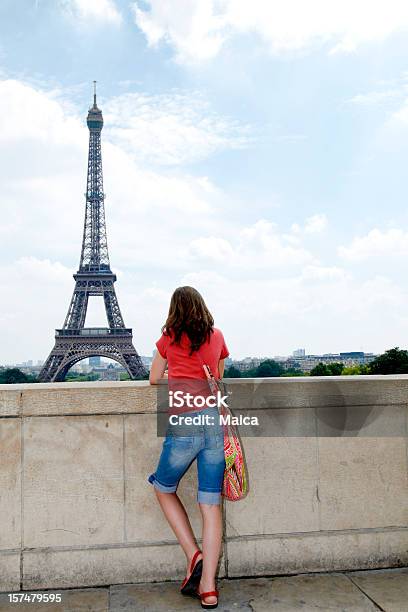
(163, 286), (214, 353)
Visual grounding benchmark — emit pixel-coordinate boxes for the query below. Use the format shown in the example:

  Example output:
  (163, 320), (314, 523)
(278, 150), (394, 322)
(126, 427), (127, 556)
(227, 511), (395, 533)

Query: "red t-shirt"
(156, 327), (229, 379)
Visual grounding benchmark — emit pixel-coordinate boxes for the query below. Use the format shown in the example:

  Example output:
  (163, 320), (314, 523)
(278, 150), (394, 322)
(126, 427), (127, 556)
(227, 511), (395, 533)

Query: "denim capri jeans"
(148, 405), (225, 504)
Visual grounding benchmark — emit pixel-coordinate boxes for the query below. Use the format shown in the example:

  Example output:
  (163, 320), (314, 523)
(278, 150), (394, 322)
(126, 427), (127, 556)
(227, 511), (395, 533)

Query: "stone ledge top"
(0, 379), (153, 391)
(1, 375), (408, 418)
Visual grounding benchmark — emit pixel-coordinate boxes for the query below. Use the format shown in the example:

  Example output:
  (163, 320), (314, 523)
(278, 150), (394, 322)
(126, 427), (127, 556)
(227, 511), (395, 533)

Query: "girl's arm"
(218, 358), (225, 378)
(149, 352), (168, 384)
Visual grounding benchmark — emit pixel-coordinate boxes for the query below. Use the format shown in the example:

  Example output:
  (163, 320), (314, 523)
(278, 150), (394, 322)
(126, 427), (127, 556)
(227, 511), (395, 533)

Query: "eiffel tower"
(39, 83), (146, 382)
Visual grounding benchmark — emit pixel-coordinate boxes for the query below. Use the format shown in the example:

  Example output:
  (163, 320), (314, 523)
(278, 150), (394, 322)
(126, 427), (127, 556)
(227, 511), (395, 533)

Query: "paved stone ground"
(0, 568), (407, 611)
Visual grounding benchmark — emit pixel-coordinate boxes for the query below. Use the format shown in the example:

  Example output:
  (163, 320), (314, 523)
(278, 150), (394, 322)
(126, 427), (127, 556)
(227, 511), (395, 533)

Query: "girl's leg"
(151, 434), (202, 571)
(198, 502), (223, 605)
(154, 489), (201, 568)
(196, 414), (225, 605)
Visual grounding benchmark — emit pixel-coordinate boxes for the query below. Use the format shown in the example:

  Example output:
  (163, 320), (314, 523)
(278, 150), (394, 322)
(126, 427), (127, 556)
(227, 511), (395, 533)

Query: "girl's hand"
(149, 353), (168, 384)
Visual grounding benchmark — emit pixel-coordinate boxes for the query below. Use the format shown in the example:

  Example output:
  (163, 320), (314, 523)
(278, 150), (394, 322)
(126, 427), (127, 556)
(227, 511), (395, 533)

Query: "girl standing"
(149, 286), (229, 609)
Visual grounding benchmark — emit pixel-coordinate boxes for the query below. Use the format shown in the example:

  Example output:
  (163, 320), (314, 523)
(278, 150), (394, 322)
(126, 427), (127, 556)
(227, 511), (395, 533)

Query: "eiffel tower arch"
(39, 84), (146, 382)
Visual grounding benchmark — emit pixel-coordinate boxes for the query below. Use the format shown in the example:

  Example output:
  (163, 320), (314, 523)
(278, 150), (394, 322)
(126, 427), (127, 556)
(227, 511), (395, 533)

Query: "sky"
(2, 0), (408, 363)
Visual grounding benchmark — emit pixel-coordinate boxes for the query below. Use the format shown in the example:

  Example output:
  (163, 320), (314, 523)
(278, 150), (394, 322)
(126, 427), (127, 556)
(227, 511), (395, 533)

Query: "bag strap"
(195, 344), (219, 394)
(196, 344), (233, 423)
(195, 343), (229, 399)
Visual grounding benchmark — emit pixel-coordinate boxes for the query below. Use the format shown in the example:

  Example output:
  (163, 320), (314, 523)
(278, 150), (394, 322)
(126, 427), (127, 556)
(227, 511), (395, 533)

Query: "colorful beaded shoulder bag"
(197, 349), (248, 502)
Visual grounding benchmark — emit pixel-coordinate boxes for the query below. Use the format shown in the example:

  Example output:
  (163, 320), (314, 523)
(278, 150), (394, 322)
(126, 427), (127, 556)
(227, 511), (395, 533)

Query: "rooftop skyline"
(1, 1), (408, 362)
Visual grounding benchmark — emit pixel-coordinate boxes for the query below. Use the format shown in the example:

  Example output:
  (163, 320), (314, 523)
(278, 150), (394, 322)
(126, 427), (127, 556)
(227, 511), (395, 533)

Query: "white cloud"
(104, 91), (250, 165)
(389, 94), (408, 124)
(343, 75), (408, 135)
(291, 213), (328, 236)
(338, 228), (408, 261)
(187, 219), (317, 271)
(132, 0), (408, 63)
(238, 220), (315, 267)
(13, 257), (72, 282)
(0, 257), (73, 365)
(132, 0), (227, 62)
(188, 237), (235, 262)
(348, 90), (401, 106)
(63, 0), (122, 24)
(300, 265), (348, 281)
(0, 79), (83, 146)
(304, 214), (328, 234)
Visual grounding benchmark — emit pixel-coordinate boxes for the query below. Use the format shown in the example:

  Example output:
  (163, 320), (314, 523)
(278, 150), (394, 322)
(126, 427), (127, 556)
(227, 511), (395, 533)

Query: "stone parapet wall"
(0, 377), (407, 591)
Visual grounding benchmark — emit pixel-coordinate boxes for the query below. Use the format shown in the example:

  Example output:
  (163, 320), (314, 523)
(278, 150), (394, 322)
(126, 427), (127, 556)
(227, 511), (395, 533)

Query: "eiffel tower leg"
(38, 352), (65, 383)
(103, 284), (126, 328)
(122, 351), (147, 378)
(64, 287), (89, 329)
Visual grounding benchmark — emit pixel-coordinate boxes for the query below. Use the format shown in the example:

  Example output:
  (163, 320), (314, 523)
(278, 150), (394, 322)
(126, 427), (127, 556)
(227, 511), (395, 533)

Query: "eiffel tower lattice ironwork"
(39, 84), (146, 382)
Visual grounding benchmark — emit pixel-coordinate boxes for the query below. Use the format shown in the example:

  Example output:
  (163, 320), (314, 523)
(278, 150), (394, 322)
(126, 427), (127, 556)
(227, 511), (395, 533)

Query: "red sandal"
(197, 588), (219, 609)
(180, 550), (203, 596)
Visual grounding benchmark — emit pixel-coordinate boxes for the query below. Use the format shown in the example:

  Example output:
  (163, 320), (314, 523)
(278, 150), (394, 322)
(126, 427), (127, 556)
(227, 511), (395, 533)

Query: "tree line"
(1, 347), (408, 383)
(224, 347), (408, 378)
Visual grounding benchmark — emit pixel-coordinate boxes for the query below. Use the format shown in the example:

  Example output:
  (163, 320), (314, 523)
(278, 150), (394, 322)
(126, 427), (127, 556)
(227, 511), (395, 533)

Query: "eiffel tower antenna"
(39, 84), (146, 382)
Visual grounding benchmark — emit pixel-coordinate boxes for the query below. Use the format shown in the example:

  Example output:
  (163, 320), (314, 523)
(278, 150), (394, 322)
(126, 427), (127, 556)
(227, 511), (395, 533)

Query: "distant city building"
(284, 352), (376, 373)
(231, 357), (269, 372)
(230, 351), (377, 374)
(100, 364), (120, 381)
(12, 363), (44, 376)
(293, 348), (306, 357)
(72, 361), (92, 373)
(339, 352), (365, 359)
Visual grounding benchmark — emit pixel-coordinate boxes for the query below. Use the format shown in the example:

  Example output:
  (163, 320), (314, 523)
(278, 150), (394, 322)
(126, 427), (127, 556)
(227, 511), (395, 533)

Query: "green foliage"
(328, 362), (344, 375)
(342, 364), (369, 375)
(240, 367), (257, 377)
(240, 359), (285, 378)
(310, 362), (329, 376)
(224, 365), (242, 378)
(226, 360), (304, 378)
(280, 367), (304, 377)
(368, 347), (408, 374)
(257, 360), (284, 377)
(65, 371), (100, 382)
(310, 362), (344, 376)
(0, 368), (38, 384)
